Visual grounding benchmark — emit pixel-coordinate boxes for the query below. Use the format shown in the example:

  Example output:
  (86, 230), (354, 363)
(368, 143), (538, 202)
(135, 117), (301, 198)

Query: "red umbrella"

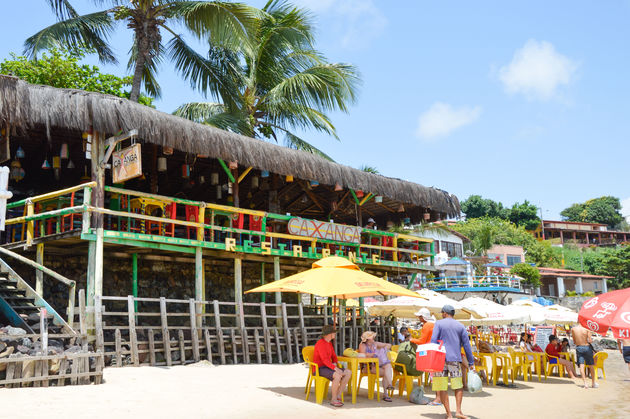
(578, 287), (630, 339)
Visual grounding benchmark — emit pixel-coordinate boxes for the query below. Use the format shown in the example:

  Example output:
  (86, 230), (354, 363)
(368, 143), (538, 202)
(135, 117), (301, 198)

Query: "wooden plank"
(213, 300), (226, 365)
(241, 328), (250, 364)
(95, 295), (105, 353)
(230, 328), (237, 364)
(127, 296), (139, 366)
(148, 329), (156, 366)
(94, 354), (104, 385)
(57, 359), (68, 386)
(189, 299), (200, 362)
(281, 303), (293, 363)
(204, 329), (212, 362)
(293, 328), (300, 363)
(298, 303), (307, 347)
(160, 297), (172, 366)
(33, 360), (42, 387)
(178, 330), (186, 365)
(260, 302), (272, 363)
(253, 329), (262, 364)
(273, 328), (282, 363)
(115, 328), (123, 367)
(70, 358), (79, 385)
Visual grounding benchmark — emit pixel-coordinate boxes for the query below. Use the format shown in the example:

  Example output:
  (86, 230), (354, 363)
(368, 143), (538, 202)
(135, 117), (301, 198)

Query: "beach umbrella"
(245, 256), (423, 322)
(578, 287), (630, 339)
(366, 289), (481, 320)
(542, 305), (578, 325)
(458, 297), (529, 325)
(509, 300), (546, 324)
(484, 261), (510, 268)
(439, 257), (470, 266)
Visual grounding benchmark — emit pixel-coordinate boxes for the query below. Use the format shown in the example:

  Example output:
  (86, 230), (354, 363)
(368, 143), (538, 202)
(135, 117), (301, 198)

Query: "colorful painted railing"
(425, 275), (522, 290)
(3, 184), (435, 270)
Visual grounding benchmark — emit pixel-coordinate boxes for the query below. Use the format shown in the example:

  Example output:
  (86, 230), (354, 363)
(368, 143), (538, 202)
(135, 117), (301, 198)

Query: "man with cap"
(364, 218), (377, 229)
(313, 325), (351, 407)
(411, 308), (435, 345)
(430, 304), (474, 419)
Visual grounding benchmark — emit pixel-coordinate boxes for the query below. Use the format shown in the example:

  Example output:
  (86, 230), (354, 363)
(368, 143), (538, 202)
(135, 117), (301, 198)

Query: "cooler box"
(416, 341), (446, 372)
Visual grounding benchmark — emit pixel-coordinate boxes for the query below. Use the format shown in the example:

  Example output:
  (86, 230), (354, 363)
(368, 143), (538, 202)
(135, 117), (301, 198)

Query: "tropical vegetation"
(26, 0), (259, 102)
(460, 195), (540, 230)
(173, 0), (360, 159)
(510, 263), (541, 287)
(560, 196), (627, 230)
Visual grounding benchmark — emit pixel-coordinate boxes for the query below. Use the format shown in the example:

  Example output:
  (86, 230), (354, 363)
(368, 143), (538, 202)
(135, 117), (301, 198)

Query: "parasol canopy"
(484, 261), (510, 268)
(366, 289), (482, 320)
(458, 297), (529, 325)
(578, 288), (630, 339)
(245, 256), (422, 299)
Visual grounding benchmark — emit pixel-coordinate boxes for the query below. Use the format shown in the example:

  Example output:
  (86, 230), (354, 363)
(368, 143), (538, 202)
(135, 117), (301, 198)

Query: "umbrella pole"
(334, 296), (337, 326)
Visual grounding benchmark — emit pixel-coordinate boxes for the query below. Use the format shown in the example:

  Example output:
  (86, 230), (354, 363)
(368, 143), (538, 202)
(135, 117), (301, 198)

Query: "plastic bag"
(467, 370), (483, 393)
(409, 385), (430, 405)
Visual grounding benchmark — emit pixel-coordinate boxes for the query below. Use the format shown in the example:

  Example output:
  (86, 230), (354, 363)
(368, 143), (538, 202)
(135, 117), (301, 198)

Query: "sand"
(1, 349), (628, 419)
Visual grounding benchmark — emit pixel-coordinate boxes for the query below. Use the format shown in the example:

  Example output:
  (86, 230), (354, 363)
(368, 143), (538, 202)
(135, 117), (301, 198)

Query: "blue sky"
(1, 1), (629, 220)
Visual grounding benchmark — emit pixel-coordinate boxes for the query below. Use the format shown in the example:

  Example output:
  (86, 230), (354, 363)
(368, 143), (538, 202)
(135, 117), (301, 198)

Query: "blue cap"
(441, 304), (455, 315)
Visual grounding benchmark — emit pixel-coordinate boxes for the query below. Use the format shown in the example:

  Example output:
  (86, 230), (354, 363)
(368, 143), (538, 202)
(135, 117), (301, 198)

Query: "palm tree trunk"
(130, 21), (150, 103)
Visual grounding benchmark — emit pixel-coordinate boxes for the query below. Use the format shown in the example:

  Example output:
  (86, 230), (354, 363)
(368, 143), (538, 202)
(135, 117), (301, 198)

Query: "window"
(441, 241), (463, 258)
(507, 255), (522, 266)
(594, 281), (598, 290)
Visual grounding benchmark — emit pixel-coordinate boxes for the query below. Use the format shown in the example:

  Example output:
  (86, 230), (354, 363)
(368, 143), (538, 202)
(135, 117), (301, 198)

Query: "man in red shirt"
(545, 335), (577, 379)
(313, 325), (351, 407)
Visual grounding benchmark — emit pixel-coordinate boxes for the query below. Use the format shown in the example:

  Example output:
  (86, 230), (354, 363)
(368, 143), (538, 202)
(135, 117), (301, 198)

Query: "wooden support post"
(230, 328), (237, 364)
(78, 289), (87, 344)
(254, 329), (262, 364)
(293, 328), (301, 362)
(274, 257), (282, 330)
(25, 200), (34, 248)
(234, 257), (243, 328)
(260, 262), (266, 303)
(35, 243), (44, 296)
(94, 295), (104, 353)
(241, 328), (250, 364)
(213, 300), (226, 364)
(204, 329), (213, 362)
(189, 299), (200, 362)
(160, 297), (172, 366)
(127, 296), (139, 366)
(89, 132), (105, 310)
(115, 328), (123, 367)
(195, 247), (204, 324)
(178, 330), (186, 365)
(340, 300), (346, 351)
(132, 253), (138, 312)
(273, 328), (282, 363)
(81, 185), (92, 235)
(351, 306), (357, 350)
(260, 302), (272, 363)
(148, 329), (156, 366)
(281, 302), (293, 363)
(298, 303), (307, 347)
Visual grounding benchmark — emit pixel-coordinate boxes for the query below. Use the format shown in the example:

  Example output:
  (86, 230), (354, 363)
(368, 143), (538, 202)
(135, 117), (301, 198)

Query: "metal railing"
(425, 275), (522, 290)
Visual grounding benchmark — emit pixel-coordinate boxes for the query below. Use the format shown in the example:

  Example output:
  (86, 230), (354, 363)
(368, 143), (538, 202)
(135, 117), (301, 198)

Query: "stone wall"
(557, 296), (590, 311)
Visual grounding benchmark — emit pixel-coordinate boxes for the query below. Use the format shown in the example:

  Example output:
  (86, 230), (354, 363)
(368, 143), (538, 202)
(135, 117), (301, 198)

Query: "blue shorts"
(623, 346), (630, 364)
(576, 345), (594, 366)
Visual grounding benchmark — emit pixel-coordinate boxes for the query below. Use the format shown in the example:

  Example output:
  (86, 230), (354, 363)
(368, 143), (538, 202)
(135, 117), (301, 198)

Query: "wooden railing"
(426, 275), (522, 290)
(3, 184), (435, 269)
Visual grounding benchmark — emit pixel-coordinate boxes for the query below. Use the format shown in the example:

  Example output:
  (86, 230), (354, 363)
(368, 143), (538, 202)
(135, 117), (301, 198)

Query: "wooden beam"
(359, 193), (374, 206)
(237, 167), (253, 183)
(298, 182), (325, 211)
(100, 129), (138, 168)
(376, 202), (396, 213)
(217, 159), (236, 183)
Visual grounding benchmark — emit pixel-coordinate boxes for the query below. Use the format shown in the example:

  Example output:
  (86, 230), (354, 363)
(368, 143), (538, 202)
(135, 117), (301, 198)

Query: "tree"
(173, 1), (360, 159)
(508, 200), (540, 231)
(460, 195), (509, 220)
(25, 0), (258, 102)
(560, 196), (624, 229)
(0, 49), (153, 105)
(510, 263), (541, 287)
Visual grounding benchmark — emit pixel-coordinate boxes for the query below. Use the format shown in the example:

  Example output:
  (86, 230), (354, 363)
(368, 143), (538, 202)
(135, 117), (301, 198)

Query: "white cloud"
(498, 39), (578, 101)
(294, 0), (387, 49)
(416, 102), (482, 141)
(622, 197), (630, 220)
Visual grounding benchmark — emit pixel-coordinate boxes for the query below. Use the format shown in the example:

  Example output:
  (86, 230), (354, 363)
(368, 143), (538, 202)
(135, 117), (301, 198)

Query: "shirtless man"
(571, 324), (597, 388)
(619, 338), (630, 377)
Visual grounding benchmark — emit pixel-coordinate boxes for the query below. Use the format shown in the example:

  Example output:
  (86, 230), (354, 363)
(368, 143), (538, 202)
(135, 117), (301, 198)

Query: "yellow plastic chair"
(545, 354), (565, 378)
(508, 347), (533, 381)
(491, 354), (515, 386)
(302, 346), (344, 404)
(593, 352), (608, 379)
(390, 350), (423, 399)
(391, 345), (399, 353)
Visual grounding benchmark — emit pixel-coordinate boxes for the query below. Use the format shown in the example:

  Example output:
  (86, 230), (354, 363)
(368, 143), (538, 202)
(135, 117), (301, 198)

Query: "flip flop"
(383, 396), (393, 402)
(330, 400), (343, 407)
(428, 400), (443, 406)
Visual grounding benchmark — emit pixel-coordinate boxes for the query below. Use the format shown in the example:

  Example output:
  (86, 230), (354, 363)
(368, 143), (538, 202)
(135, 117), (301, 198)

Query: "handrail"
(7, 182), (96, 209)
(0, 246), (75, 287)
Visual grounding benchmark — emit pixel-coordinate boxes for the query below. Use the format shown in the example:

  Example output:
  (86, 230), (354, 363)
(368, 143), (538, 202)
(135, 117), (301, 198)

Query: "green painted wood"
(407, 273), (417, 290)
(132, 253), (138, 312)
(217, 159), (236, 183)
(349, 189), (360, 205)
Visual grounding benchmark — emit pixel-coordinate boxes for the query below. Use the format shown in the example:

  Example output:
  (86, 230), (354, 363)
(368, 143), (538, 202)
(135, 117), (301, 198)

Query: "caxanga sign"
(287, 217), (361, 244)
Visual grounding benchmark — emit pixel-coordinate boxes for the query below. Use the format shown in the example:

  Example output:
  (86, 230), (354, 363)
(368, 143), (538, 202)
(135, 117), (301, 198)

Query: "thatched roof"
(0, 75), (460, 216)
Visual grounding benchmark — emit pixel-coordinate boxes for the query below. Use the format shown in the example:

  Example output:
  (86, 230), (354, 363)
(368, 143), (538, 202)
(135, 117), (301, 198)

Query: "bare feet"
(455, 413), (470, 419)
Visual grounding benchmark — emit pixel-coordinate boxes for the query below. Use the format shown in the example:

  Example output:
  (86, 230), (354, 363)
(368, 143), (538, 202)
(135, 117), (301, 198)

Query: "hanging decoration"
(9, 160), (24, 182)
(181, 164), (190, 179)
(84, 135), (92, 160)
(67, 160), (75, 169)
(228, 161), (238, 170)
(227, 182), (233, 194)
(199, 175), (206, 184)
(41, 159), (51, 169)
(334, 183), (343, 191)
(59, 143), (69, 159)
(251, 176), (259, 189)
(53, 156), (61, 180)
(216, 185), (222, 199)
(157, 157), (167, 172)
(210, 172), (219, 185)
(374, 195), (383, 203)
(261, 170), (270, 178)
(163, 146), (173, 155)
(397, 203), (405, 212)
(16, 147), (25, 159)
(423, 211), (431, 221)
(285, 175), (294, 182)
(310, 180), (319, 188)
(355, 190), (364, 198)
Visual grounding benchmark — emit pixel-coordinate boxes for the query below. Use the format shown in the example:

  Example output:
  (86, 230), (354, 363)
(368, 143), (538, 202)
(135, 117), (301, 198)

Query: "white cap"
(367, 218), (376, 224)
(414, 308), (435, 321)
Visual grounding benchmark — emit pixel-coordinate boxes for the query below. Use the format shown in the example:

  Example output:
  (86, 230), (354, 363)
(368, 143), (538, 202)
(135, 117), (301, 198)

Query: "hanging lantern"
(227, 182), (233, 194)
(59, 143), (69, 159)
(210, 172), (219, 185)
(334, 183), (343, 191)
(16, 146), (25, 159)
(41, 159), (51, 169)
(251, 176), (259, 189)
(355, 190), (364, 198)
(226, 195), (234, 204)
(52, 156), (61, 169)
(10, 160), (24, 182)
(310, 180), (319, 188)
(181, 164), (190, 178)
(85, 136), (92, 160)
(197, 154), (208, 158)
(261, 170), (270, 178)
(285, 175), (293, 182)
(67, 160), (75, 169)
(247, 191), (253, 199)
(403, 217), (411, 225)
(228, 161), (238, 170)
(374, 195), (383, 203)
(199, 175), (206, 184)
(397, 203), (405, 213)
(163, 146), (173, 155)
(82, 132), (89, 140)
(216, 185), (222, 199)
(423, 211), (431, 221)
(157, 157), (167, 172)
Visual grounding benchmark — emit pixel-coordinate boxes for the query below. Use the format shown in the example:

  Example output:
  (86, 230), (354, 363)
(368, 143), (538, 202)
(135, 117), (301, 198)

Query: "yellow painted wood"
(8, 182), (96, 208)
(197, 206), (206, 241)
(26, 202), (34, 247)
(358, 193), (373, 206)
(392, 237), (398, 262)
(237, 167), (253, 183)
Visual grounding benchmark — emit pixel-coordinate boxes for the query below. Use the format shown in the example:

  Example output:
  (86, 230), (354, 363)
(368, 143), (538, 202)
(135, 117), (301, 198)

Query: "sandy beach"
(1, 349), (628, 419)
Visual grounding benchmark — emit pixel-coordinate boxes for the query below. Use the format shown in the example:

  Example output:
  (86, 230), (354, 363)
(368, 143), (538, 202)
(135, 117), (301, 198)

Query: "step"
(10, 305), (39, 312)
(2, 296), (36, 303)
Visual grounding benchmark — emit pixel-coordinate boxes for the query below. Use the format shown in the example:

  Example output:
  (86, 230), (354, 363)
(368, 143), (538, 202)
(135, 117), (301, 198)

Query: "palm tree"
(26, 0), (259, 102)
(173, 0), (360, 159)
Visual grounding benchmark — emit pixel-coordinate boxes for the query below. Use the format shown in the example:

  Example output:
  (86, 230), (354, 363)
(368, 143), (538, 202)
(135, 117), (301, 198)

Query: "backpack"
(394, 341), (422, 376)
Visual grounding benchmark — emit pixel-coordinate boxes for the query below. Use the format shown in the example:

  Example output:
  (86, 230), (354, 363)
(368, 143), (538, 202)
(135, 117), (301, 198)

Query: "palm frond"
(127, 38), (164, 98)
(174, 102), (252, 135)
(46, 0), (78, 20)
(24, 10), (117, 64)
(360, 165), (380, 174)
(264, 102), (338, 139)
(173, 101), (226, 123)
(281, 130), (334, 161)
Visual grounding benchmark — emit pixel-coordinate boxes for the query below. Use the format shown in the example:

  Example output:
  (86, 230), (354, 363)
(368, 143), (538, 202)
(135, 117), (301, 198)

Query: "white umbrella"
(458, 297), (529, 325)
(508, 300), (547, 324)
(366, 289), (481, 320)
(541, 305), (578, 325)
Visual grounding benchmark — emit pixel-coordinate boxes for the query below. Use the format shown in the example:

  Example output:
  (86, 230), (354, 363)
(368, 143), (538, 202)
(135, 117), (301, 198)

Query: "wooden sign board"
(112, 143), (142, 183)
(533, 325), (555, 349)
(287, 217), (361, 244)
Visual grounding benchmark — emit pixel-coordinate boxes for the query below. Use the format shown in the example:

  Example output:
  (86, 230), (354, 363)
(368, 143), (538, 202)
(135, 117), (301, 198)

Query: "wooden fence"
(90, 294), (396, 367)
